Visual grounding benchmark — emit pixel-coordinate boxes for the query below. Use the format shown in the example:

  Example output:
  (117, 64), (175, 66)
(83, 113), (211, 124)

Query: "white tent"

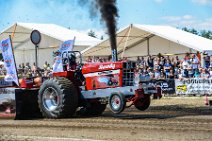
(0, 22), (100, 67)
(82, 24), (212, 58)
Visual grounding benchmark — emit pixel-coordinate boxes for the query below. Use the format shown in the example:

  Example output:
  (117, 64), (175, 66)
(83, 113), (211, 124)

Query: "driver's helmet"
(68, 53), (76, 62)
(53, 50), (61, 57)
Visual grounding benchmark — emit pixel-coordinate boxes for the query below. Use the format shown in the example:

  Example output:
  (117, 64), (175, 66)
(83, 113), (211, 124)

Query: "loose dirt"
(0, 97), (211, 141)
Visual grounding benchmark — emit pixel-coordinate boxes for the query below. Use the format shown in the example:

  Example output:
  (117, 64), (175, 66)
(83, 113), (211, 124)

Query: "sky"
(0, 0), (211, 38)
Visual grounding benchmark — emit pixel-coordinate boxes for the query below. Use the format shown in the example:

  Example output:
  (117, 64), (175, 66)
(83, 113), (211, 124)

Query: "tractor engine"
(82, 61), (136, 90)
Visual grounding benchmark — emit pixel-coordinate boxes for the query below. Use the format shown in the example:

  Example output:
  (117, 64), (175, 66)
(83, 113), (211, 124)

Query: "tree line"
(182, 27), (212, 40)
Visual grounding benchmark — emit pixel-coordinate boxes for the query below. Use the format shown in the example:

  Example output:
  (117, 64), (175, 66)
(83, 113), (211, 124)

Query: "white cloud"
(161, 15), (212, 30)
(161, 15), (195, 22)
(191, 0), (212, 6)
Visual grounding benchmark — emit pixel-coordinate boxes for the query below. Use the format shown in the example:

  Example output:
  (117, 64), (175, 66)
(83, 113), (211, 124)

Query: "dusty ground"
(0, 97), (212, 141)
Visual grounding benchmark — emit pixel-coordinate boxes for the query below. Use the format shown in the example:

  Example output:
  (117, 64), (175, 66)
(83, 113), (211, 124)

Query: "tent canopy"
(0, 22), (100, 50)
(82, 24), (212, 57)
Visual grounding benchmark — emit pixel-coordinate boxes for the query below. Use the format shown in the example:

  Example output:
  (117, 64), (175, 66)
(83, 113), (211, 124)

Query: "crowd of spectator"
(0, 61), (52, 78)
(85, 52), (212, 81)
(17, 61), (52, 78)
(134, 52), (212, 81)
(0, 52), (212, 81)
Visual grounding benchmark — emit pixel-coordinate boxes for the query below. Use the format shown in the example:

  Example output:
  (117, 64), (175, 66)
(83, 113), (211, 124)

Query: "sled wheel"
(38, 77), (78, 118)
(78, 102), (106, 116)
(134, 95), (150, 111)
(109, 93), (126, 114)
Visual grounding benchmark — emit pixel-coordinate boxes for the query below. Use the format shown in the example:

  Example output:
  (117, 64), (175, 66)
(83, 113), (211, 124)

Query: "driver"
(68, 52), (77, 70)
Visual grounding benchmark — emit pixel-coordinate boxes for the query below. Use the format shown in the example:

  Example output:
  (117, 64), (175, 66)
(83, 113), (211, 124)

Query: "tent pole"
(11, 23), (17, 41)
(121, 24), (132, 59)
(147, 38), (150, 56)
(201, 52), (204, 68)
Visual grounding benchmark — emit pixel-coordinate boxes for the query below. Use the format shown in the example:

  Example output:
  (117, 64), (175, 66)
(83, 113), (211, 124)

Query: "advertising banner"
(157, 79), (175, 94)
(53, 39), (75, 72)
(141, 79), (175, 94)
(175, 78), (212, 95)
(0, 37), (19, 86)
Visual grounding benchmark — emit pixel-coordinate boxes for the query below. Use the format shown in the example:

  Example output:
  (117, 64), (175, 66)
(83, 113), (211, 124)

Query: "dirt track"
(0, 97), (212, 141)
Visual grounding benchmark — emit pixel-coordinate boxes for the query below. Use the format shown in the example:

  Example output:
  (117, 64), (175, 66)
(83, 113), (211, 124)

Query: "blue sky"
(0, 0), (211, 38)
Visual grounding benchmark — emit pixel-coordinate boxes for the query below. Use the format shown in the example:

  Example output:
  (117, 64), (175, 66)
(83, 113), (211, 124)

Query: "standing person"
(160, 56), (165, 66)
(32, 62), (37, 74)
(140, 57), (146, 67)
(190, 54), (199, 73)
(174, 56), (181, 68)
(153, 57), (158, 68)
(187, 66), (194, 78)
(17, 64), (23, 74)
(178, 69), (183, 80)
(25, 62), (31, 70)
(154, 68), (160, 79)
(147, 55), (154, 68)
(43, 61), (48, 70)
(140, 69), (146, 81)
(159, 69), (165, 79)
(182, 57), (189, 78)
(204, 54), (210, 69)
(21, 63), (25, 70)
(168, 69), (175, 79)
(136, 56), (141, 68)
(164, 59), (172, 78)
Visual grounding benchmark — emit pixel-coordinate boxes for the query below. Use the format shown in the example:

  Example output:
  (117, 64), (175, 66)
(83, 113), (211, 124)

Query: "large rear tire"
(78, 102), (106, 116)
(134, 95), (150, 111)
(38, 77), (78, 118)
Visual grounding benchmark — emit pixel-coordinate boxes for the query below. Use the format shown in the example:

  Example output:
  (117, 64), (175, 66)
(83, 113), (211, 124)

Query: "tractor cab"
(53, 51), (85, 85)
(62, 51), (78, 71)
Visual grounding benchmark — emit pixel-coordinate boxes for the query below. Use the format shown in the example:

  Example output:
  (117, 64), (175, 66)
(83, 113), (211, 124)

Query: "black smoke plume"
(78, 0), (119, 61)
(95, 0), (118, 61)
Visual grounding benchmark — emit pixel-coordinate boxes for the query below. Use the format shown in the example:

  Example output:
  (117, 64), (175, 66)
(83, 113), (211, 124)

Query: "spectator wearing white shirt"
(154, 68), (160, 79)
(182, 58), (189, 78)
(190, 54), (199, 72)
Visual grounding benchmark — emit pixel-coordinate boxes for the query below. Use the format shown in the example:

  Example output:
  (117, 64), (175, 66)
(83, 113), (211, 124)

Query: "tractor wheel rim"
(111, 95), (121, 110)
(42, 87), (59, 111)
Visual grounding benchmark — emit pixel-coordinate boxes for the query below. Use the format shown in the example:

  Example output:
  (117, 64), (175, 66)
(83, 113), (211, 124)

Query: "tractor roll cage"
(61, 51), (83, 69)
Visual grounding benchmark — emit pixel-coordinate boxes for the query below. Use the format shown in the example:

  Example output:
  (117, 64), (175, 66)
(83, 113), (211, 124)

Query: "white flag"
(52, 39), (75, 72)
(0, 38), (19, 86)
(59, 39), (75, 53)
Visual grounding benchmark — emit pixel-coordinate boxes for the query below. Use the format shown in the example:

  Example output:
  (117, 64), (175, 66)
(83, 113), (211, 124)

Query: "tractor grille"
(122, 61), (136, 86)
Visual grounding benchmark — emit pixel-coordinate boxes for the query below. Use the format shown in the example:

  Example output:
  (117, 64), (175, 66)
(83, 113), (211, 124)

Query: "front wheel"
(109, 93), (126, 114)
(134, 95), (150, 111)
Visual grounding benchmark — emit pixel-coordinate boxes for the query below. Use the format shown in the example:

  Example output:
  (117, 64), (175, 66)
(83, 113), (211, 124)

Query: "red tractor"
(13, 51), (161, 119)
